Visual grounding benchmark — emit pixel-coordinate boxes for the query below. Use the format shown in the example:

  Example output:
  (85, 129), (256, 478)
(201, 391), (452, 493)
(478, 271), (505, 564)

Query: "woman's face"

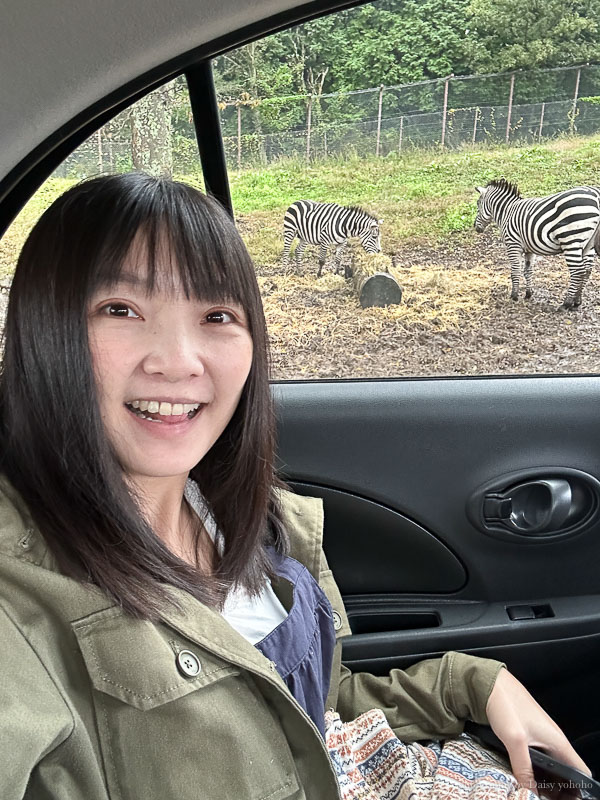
(87, 243), (253, 485)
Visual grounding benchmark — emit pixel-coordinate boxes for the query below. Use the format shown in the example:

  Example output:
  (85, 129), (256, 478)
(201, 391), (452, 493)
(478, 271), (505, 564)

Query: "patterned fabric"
(325, 709), (536, 800)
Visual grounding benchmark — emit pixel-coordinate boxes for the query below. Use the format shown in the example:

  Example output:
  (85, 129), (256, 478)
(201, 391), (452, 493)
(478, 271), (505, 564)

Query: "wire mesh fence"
(54, 64), (600, 178)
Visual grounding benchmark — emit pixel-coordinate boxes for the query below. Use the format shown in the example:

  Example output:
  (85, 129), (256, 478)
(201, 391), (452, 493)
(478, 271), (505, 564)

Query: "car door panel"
(274, 376), (600, 746)
(288, 483), (467, 593)
(274, 376), (600, 600)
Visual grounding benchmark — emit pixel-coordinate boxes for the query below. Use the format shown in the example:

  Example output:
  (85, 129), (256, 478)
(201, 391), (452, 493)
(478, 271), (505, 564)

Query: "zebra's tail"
(591, 189), (600, 254)
(594, 220), (600, 256)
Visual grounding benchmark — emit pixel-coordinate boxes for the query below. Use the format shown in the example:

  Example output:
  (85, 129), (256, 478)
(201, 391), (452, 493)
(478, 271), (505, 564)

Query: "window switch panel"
(506, 604), (554, 621)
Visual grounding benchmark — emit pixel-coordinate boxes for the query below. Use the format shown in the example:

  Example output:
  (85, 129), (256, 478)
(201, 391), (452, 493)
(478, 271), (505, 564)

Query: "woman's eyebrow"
(95, 271), (148, 291)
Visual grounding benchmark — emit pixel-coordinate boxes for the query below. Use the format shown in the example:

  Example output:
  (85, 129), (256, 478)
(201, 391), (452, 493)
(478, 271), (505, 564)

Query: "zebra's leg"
(282, 230), (295, 268)
(333, 241), (347, 275)
(317, 242), (328, 278)
(561, 249), (587, 309)
(505, 243), (523, 301)
(523, 253), (534, 299)
(573, 255), (594, 307)
(294, 239), (307, 269)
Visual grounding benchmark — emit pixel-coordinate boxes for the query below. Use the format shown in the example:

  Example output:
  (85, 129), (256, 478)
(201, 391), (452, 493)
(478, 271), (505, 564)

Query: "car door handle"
(484, 478), (572, 534)
(467, 467), (600, 541)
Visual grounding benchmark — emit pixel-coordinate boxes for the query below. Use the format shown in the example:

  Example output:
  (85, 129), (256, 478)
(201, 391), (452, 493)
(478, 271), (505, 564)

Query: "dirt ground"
(255, 231), (600, 380)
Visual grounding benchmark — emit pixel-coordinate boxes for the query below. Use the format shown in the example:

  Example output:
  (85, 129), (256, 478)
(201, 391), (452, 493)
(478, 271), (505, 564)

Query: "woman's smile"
(125, 398), (204, 422)
(123, 397), (206, 436)
(125, 400), (205, 421)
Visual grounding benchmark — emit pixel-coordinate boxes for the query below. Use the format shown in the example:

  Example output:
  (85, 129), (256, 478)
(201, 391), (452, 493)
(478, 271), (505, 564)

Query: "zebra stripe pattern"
(475, 179), (600, 308)
(283, 200), (382, 277)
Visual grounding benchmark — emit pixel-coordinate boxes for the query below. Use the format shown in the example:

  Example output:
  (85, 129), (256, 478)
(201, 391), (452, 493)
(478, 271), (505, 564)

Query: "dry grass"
(251, 232), (599, 379)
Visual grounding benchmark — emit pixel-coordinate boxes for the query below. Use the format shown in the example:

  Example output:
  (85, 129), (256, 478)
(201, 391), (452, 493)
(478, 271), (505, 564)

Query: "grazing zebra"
(283, 200), (382, 277)
(474, 179), (600, 308)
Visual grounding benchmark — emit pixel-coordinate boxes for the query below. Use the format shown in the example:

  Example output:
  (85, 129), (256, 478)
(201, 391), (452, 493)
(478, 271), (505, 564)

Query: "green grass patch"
(231, 137), (600, 260)
(2, 135), (600, 276)
(441, 201), (477, 234)
(0, 177), (77, 277)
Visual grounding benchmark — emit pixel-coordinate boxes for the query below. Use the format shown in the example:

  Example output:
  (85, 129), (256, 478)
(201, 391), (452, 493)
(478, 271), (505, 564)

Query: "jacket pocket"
(73, 608), (301, 800)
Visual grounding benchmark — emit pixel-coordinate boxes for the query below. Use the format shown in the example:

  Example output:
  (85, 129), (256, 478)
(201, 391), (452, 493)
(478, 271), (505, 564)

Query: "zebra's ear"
(378, 218), (384, 224)
(476, 186), (486, 195)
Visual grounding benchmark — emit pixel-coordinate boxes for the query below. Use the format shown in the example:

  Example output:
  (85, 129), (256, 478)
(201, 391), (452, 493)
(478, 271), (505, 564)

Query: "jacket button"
(176, 650), (201, 677)
(18, 528), (35, 550)
(332, 611), (343, 631)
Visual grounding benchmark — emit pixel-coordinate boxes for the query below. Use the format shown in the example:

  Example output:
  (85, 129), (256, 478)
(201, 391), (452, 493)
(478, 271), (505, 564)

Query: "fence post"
(570, 67), (582, 134)
(376, 84), (384, 156)
(306, 94), (313, 163)
(538, 102), (545, 142)
(472, 107), (479, 145)
(237, 104), (242, 172)
(505, 72), (515, 144)
(441, 75), (452, 148)
(323, 127), (328, 158)
(96, 130), (103, 172)
(398, 116), (404, 153)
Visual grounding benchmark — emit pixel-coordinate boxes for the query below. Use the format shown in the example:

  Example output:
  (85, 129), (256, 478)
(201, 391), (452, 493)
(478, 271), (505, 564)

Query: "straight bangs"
(89, 177), (261, 323)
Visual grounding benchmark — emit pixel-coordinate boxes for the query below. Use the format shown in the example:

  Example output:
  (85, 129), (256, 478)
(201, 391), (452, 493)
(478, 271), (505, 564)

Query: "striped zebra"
(474, 179), (600, 308)
(283, 200), (382, 277)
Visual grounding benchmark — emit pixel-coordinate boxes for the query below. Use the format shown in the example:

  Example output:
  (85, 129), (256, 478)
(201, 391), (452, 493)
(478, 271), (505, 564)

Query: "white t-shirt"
(184, 480), (288, 644)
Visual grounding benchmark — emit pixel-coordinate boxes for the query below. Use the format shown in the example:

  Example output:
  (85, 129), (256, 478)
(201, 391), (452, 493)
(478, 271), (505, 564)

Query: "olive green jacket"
(0, 478), (503, 799)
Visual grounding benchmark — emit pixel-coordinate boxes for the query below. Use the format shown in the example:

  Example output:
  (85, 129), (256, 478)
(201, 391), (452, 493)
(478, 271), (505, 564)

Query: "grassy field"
(2, 135), (600, 278)
(230, 135), (600, 267)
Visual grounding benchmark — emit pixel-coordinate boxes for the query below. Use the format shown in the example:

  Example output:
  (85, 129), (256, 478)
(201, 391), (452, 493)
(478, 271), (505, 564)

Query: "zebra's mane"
(487, 178), (521, 198)
(345, 205), (378, 220)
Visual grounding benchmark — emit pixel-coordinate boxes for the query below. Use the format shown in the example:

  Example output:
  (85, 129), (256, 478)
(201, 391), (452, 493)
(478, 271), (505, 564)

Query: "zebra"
(283, 200), (383, 277)
(474, 179), (600, 309)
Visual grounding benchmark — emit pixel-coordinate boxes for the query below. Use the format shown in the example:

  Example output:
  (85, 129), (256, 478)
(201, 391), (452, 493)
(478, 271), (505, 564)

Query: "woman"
(0, 173), (588, 799)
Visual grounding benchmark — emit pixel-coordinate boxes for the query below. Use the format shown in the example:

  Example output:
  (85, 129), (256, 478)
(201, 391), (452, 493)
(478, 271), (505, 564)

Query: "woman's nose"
(141, 324), (205, 379)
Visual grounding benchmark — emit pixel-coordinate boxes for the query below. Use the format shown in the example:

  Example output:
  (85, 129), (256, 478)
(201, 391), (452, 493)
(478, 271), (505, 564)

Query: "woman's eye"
(205, 310), (235, 324)
(102, 303), (139, 318)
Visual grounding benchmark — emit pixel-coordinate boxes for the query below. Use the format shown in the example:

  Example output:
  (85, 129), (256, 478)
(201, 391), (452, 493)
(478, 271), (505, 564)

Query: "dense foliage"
(466, 0), (600, 72)
(212, 0), (600, 135)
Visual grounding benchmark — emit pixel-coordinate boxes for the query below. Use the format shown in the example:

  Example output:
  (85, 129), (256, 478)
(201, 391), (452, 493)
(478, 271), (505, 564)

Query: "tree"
(322, 1), (472, 89)
(213, 2), (477, 130)
(210, 0), (600, 142)
(465, 0), (600, 72)
(214, 38), (295, 135)
(130, 86), (174, 177)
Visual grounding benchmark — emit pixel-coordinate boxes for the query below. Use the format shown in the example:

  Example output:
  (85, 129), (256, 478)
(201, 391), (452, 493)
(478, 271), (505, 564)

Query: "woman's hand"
(485, 668), (590, 793)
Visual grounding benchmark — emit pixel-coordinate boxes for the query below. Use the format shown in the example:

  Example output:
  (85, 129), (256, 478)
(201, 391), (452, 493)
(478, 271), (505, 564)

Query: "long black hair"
(0, 173), (286, 618)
